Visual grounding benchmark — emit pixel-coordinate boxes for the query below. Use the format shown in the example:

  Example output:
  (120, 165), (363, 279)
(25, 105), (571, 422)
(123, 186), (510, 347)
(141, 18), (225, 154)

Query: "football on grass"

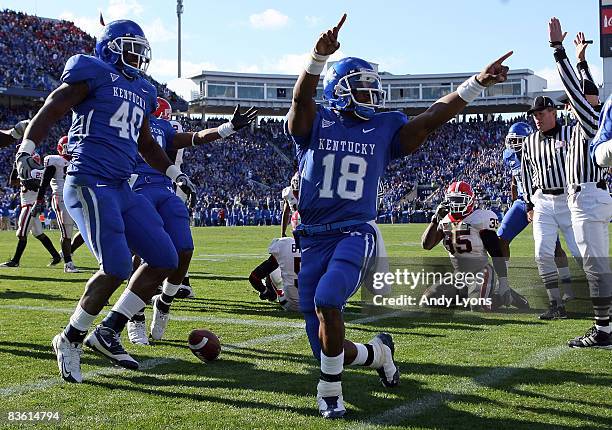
(188, 329), (221, 362)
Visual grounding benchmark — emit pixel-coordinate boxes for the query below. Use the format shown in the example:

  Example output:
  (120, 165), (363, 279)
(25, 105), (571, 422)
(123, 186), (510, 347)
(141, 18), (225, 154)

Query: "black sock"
(156, 296), (171, 313)
(101, 311), (129, 333)
(182, 276), (190, 287)
(63, 323), (87, 343)
(130, 307), (146, 323)
(593, 297), (611, 331)
(12, 238), (27, 263)
(36, 234), (60, 259)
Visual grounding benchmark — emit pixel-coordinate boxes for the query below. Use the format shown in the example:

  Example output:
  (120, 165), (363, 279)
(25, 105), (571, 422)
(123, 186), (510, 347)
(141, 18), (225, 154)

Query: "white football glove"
(10, 119), (30, 140)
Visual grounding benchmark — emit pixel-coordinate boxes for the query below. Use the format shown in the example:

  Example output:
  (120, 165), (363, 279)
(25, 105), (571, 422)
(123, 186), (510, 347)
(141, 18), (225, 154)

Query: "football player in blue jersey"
(498, 122), (574, 294)
(126, 98), (257, 344)
(286, 14), (513, 418)
(14, 20), (199, 383)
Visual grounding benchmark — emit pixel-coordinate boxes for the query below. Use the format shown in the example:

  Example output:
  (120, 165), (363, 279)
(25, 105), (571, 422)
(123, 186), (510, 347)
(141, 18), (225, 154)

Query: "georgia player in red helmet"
(421, 181), (529, 311)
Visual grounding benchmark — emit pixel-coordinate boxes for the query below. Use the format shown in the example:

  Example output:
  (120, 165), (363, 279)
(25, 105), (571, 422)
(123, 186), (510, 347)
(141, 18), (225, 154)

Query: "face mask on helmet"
(505, 134), (525, 152)
(290, 172), (300, 192)
(334, 71), (386, 120)
(445, 192), (474, 218)
(107, 36), (151, 76)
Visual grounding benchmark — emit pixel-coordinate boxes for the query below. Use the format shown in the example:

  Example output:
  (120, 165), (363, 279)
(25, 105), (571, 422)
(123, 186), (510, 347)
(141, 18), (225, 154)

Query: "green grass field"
(0, 225), (611, 430)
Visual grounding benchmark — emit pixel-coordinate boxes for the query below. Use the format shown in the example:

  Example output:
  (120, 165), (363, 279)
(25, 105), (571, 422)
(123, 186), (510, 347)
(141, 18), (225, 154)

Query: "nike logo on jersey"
(322, 119), (335, 128)
(110, 73), (120, 82)
(363, 128), (375, 134)
(141, 88), (149, 93)
(96, 183), (108, 188)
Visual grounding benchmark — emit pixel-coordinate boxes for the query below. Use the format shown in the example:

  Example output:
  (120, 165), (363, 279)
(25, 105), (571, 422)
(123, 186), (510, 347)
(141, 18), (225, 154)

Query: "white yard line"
(350, 345), (570, 429)
(0, 307), (405, 398)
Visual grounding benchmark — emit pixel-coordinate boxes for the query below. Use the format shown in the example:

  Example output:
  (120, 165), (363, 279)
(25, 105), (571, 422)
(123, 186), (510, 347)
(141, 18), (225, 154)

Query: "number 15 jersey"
(289, 105), (407, 225)
(61, 54), (157, 181)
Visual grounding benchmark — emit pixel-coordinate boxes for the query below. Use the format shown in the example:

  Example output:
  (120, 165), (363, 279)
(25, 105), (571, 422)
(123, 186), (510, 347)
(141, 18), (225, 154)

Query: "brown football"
(188, 329), (221, 362)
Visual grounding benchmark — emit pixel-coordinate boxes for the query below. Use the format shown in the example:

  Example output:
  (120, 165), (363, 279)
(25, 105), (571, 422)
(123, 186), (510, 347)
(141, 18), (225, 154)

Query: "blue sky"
(0, 0), (602, 99)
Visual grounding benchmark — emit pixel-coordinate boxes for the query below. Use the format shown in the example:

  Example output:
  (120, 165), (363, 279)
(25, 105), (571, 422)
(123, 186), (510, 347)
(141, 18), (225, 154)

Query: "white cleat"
(369, 333), (400, 388)
(150, 295), (170, 341)
(316, 379), (346, 419)
(64, 262), (81, 273)
(127, 319), (150, 345)
(52, 333), (83, 383)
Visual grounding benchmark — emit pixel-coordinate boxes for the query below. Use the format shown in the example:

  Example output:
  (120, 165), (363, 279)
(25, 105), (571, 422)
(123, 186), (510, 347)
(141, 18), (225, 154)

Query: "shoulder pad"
(61, 54), (110, 87)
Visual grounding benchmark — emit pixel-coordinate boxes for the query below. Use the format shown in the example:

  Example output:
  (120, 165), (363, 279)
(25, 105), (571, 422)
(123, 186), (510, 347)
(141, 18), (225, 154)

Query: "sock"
(155, 295), (171, 314)
(36, 234), (60, 259)
(319, 351), (343, 397)
(348, 343), (376, 367)
(593, 297), (611, 334)
(545, 286), (562, 307)
(160, 280), (181, 309)
(182, 274), (190, 287)
(130, 307), (146, 323)
(303, 311), (321, 359)
(12, 238), (27, 263)
(64, 305), (96, 343)
(102, 289), (146, 333)
(557, 266), (571, 282)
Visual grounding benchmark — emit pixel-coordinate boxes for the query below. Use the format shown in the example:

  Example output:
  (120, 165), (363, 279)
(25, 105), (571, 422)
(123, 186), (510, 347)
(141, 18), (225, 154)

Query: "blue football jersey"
(591, 93), (612, 162)
(132, 116), (176, 189)
(289, 105), (407, 225)
(61, 54), (157, 181)
(502, 148), (524, 198)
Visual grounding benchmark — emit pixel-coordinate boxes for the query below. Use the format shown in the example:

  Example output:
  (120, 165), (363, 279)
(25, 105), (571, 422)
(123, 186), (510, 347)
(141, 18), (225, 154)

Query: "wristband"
(191, 132), (197, 146)
(217, 122), (235, 138)
(549, 41), (563, 48)
(457, 75), (485, 103)
(305, 50), (330, 76)
(165, 164), (182, 182)
(17, 139), (36, 155)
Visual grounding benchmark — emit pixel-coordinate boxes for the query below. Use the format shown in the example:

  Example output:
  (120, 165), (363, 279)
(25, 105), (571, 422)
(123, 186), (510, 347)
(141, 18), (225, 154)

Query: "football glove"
(175, 173), (197, 209)
(432, 201), (449, 223)
(230, 104), (258, 131)
(10, 119), (30, 140)
(15, 153), (42, 181)
(32, 199), (45, 216)
(22, 178), (40, 192)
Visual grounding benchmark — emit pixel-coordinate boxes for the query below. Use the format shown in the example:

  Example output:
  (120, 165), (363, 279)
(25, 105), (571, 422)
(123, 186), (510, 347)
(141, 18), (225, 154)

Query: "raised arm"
(172, 105), (257, 150)
(286, 14), (346, 138)
(0, 120), (29, 148)
(574, 31), (595, 82)
(397, 51), (513, 155)
(421, 202), (447, 250)
(549, 18), (598, 138)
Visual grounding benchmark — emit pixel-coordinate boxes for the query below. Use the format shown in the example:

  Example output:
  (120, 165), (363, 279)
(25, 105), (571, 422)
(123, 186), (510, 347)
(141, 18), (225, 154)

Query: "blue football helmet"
(323, 57), (386, 120)
(95, 20), (151, 78)
(505, 121), (533, 151)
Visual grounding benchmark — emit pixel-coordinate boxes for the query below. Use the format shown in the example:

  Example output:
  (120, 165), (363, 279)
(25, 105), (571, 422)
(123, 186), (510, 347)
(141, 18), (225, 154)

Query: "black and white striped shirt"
(554, 47), (604, 186)
(521, 124), (571, 207)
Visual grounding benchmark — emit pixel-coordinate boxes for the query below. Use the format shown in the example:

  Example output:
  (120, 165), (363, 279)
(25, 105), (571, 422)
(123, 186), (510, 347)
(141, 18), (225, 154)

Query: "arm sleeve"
(577, 60), (594, 83)
(36, 165), (56, 201)
(479, 229), (507, 278)
(553, 47), (598, 138)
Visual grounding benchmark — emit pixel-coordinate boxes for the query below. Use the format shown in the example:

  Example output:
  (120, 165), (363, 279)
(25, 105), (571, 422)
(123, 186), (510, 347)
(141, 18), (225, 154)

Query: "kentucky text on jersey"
(317, 138), (376, 155)
(112, 87), (146, 110)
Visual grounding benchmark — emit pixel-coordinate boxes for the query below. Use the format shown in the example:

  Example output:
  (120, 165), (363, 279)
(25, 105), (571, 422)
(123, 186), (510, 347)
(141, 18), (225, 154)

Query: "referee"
(521, 95), (582, 321)
(550, 18), (612, 349)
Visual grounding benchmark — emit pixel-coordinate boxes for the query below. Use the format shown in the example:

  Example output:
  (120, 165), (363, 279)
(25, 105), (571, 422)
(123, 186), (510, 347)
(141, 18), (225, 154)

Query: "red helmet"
(445, 181), (475, 220)
(32, 152), (41, 165)
(291, 211), (301, 230)
(57, 136), (69, 158)
(153, 97), (172, 120)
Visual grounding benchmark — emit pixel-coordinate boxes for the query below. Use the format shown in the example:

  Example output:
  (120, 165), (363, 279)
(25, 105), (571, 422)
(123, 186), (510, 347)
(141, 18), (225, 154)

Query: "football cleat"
(316, 380), (345, 419)
(48, 255), (62, 267)
(539, 304), (568, 320)
(568, 325), (612, 349)
(0, 260), (19, 268)
(52, 333), (83, 383)
(64, 262), (81, 273)
(508, 289), (530, 310)
(175, 284), (195, 299)
(127, 320), (150, 345)
(370, 333), (400, 388)
(84, 325), (139, 369)
(150, 295), (170, 341)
